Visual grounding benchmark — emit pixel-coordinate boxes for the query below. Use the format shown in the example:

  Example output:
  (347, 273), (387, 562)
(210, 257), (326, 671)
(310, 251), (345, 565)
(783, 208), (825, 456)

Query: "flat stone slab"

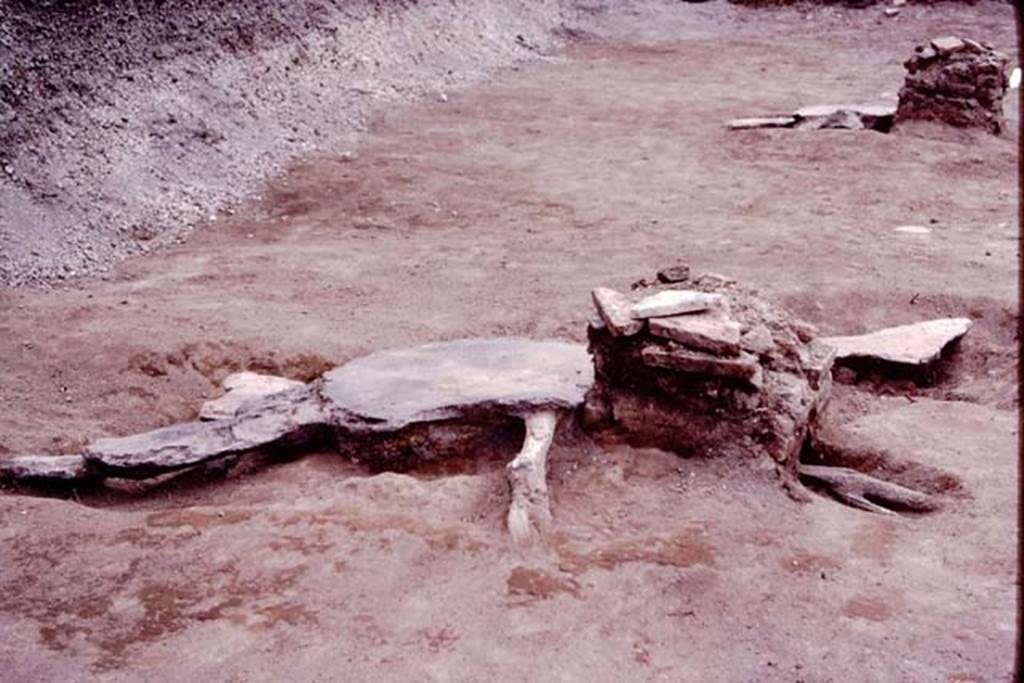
(84, 386), (326, 478)
(931, 36), (965, 55)
(821, 318), (971, 366)
(0, 455), (89, 481)
(320, 338), (593, 432)
(592, 287), (643, 337)
(200, 371), (305, 420)
(631, 290), (724, 319)
(648, 310), (741, 356)
(726, 116), (796, 130)
(640, 345), (761, 385)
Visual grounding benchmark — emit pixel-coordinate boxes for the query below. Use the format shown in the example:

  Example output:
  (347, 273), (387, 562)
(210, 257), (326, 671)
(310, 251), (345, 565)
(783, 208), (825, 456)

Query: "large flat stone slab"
(821, 318), (971, 367)
(320, 338), (593, 432)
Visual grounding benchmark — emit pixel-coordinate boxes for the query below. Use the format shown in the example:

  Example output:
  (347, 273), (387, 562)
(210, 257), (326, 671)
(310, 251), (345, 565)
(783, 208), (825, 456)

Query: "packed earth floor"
(0, 2), (1019, 681)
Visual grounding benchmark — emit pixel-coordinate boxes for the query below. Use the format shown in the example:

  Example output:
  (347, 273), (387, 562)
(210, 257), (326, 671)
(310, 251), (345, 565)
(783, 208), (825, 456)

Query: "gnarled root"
(799, 464), (940, 514)
(507, 410), (558, 544)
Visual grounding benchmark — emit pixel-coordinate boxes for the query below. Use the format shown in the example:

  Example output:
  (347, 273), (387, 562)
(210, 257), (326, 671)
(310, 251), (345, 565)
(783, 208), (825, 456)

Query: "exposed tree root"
(506, 410), (559, 544)
(798, 464), (940, 514)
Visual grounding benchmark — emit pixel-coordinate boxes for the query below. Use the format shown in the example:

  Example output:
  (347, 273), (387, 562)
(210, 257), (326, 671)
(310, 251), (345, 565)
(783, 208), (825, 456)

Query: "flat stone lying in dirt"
(725, 116), (796, 129)
(200, 371), (305, 420)
(85, 386), (327, 478)
(821, 317), (972, 367)
(793, 102), (897, 131)
(0, 454), (88, 481)
(321, 338), (593, 432)
(729, 102), (896, 132)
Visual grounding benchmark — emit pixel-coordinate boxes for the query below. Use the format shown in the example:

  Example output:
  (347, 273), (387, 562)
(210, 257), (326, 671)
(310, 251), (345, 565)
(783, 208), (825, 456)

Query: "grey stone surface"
(200, 371), (305, 420)
(84, 385), (326, 478)
(648, 310), (742, 356)
(320, 338), (593, 432)
(740, 324), (775, 356)
(726, 116), (796, 130)
(592, 287), (643, 337)
(931, 36), (965, 55)
(821, 318), (972, 367)
(631, 290), (724, 319)
(0, 455), (90, 482)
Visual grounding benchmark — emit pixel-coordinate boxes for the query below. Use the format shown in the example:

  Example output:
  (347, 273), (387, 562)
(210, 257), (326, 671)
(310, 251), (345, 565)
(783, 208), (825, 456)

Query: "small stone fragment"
(631, 290), (724, 319)
(821, 318), (972, 367)
(0, 454), (90, 482)
(803, 339), (837, 391)
(884, 8), (899, 17)
(640, 345), (760, 383)
(200, 371), (305, 421)
(649, 310), (742, 356)
(740, 324), (775, 356)
(726, 116), (797, 130)
(592, 287), (643, 337)
(656, 265), (691, 283)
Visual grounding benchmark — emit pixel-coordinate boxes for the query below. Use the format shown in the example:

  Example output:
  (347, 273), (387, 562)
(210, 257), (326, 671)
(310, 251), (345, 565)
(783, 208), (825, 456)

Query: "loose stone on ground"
(821, 317), (972, 367)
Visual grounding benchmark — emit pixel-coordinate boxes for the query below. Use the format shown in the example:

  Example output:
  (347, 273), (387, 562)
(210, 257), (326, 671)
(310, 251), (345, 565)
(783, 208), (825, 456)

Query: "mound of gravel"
(0, 0), (595, 286)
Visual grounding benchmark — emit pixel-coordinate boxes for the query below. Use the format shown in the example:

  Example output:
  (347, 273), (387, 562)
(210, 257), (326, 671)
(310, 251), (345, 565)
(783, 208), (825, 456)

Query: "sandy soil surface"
(0, 1), (1019, 680)
(0, 0), (581, 286)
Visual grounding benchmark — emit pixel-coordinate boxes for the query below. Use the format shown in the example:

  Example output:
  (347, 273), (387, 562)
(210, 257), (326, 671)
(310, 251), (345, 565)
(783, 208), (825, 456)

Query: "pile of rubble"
(896, 36), (1010, 134)
(584, 269), (835, 485)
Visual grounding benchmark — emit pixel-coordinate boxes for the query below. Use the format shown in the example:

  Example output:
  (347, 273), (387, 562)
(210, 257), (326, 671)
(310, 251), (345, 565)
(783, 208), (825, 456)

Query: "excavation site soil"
(0, 2), (1019, 681)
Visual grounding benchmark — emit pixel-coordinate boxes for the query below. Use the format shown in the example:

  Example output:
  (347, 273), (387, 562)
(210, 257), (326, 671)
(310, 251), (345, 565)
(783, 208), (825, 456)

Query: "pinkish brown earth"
(0, 2), (1019, 681)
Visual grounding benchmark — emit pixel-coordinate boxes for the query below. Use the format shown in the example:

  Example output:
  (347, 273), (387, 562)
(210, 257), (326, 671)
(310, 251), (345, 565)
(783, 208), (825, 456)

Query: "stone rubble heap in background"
(896, 36), (1010, 134)
(585, 269), (835, 485)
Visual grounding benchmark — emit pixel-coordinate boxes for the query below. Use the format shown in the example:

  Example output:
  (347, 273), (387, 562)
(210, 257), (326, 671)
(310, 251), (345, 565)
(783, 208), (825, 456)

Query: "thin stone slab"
(931, 36), (965, 56)
(726, 116), (797, 130)
(821, 318), (972, 366)
(631, 290), (724, 319)
(200, 371), (305, 420)
(84, 386), (326, 478)
(320, 338), (593, 432)
(648, 310), (742, 356)
(592, 287), (643, 336)
(640, 345), (761, 385)
(0, 455), (90, 482)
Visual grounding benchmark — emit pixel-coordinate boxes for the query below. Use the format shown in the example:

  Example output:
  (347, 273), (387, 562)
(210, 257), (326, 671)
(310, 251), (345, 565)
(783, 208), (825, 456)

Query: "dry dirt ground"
(0, 1), (1020, 681)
